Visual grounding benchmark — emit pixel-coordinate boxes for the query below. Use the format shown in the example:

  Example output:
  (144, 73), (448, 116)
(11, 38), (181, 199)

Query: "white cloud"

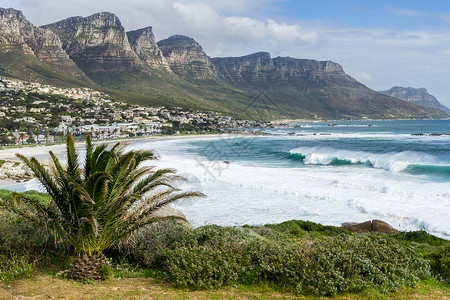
(385, 6), (425, 18)
(224, 16), (267, 40)
(266, 19), (318, 43)
(173, 2), (221, 30)
(439, 13), (450, 23)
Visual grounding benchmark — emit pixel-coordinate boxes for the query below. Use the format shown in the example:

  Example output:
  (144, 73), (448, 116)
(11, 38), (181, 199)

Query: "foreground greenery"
(0, 133), (204, 280)
(0, 196), (448, 297)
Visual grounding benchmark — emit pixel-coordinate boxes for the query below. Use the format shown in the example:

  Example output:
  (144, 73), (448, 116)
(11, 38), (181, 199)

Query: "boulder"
(342, 220), (398, 234)
(372, 219), (399, 234)
(342, 220), (372, 233)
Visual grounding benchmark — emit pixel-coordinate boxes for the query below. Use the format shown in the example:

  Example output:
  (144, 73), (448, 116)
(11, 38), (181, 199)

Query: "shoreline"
(0, 133), (232, 162)
(272, 117), (450, 124)
(0, 133), (244, 184)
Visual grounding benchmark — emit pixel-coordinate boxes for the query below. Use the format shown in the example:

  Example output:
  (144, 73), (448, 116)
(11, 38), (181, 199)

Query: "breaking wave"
(289, 147), (448, 174)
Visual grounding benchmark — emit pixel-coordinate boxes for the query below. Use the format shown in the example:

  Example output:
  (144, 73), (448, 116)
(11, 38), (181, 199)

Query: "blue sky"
(3, 0), (450, 106)
(276, 0), (450, 28)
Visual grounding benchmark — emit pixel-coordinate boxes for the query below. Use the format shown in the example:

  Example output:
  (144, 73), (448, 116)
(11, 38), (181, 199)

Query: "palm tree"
(4, 132), (204, 280)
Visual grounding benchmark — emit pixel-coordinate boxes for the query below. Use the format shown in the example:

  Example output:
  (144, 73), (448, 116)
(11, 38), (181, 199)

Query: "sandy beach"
(0, 134), (229, 162)
(0, 144), (68, 162)
(0, 133), (236, 189)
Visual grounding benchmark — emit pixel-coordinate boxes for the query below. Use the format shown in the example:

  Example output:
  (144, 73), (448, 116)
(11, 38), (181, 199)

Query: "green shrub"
(0, 253), (35, 283)
(118, 220), (190, 268)
(167, 242), (241, 288)
(298, 235), (431, 295)
(394, 230), (449, 247)
(0, 189), (50, 205)
(424, 245), (450, 281)
(0, 211), (54, 256)
(180, 225), (263, 247)
(165, 227), (431, 296)
(264, 220), (349, 237)
(99, 264), (113, 279)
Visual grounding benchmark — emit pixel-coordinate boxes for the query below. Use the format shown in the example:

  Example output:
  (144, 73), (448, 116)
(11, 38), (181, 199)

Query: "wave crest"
(289, 147), (446, 173)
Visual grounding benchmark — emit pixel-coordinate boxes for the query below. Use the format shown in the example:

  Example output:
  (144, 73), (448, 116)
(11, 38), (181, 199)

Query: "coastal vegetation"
(0, 135), (448, 298)
(1, 133), (204, 281)
(0, 191), (449, 297)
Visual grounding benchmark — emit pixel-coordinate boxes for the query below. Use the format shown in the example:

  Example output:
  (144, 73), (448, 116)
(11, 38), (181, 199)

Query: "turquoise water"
(14, 119), (450, 239)
(133, 119), (450, 239)
(186, 120), (450, 181)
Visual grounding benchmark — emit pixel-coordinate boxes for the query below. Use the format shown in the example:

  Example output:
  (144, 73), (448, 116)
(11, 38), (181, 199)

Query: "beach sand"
(0, 134), (229, 162)
(0, 134), (233, 188)
(0, 144), (68, 162)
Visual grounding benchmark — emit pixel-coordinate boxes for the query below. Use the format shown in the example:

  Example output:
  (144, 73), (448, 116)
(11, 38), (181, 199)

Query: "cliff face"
(42, 12), (142, 74)
(0, 8), (34, 49)
(212, 53), (356, 86)
(272, 57), (353, 81)
(211, 52), (279, 82)
(127, 27), (169, 69)
(379, 87), (450, 112)
(157, 35), (215, 78)
(0, 8), (82, 74)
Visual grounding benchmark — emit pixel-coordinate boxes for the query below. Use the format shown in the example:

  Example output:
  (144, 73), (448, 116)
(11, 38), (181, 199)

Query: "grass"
(0, 275), (448, 300)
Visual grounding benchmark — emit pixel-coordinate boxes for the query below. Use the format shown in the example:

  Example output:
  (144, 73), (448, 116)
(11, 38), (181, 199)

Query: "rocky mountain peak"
(0, 7), (26, 21)
(127, 26), (168, 68)
(158, 35), (201, 49)
(212, 53), (352, 84)
(0, 8), (35, 46)
(42, 12), (141, 75)
(211, 52), (278, 82)
(43, 12), (132, 53)
(379, 86), (450, 112)
(157, 35), (215, 78)
(0, 7), (81, 74)
(272, 57), (351, 81)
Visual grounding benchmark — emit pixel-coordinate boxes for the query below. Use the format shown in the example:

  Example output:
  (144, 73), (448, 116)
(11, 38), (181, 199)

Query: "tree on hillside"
(2, 133), (204, 280)
(0, 134), (14, 145)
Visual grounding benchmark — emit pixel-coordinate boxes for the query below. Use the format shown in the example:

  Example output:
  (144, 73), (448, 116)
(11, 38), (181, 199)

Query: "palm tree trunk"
(68, 253), (109, 281)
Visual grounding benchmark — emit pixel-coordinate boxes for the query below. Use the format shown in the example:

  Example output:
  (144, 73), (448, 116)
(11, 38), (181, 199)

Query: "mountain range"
(0, 7), (448, 120)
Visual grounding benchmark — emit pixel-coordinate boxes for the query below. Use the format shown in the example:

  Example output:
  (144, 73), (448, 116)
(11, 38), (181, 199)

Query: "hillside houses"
(0, 76), (274, 145)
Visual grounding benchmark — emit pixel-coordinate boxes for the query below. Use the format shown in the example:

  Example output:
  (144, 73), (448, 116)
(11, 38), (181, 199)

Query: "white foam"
(127, 137), (450, 239)
(290, 147), (441, 172)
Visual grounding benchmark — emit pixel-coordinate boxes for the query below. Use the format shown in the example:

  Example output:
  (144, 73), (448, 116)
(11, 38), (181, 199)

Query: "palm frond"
(8, 134), (205, 257)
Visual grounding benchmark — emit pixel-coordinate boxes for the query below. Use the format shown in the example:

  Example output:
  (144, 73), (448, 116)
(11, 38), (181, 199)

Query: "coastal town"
(0, 77), (273, 145)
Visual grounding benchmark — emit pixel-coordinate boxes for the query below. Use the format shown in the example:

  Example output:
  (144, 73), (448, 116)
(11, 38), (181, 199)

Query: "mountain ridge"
(379, 86), (450, 113)
(0, 7), (448, 120)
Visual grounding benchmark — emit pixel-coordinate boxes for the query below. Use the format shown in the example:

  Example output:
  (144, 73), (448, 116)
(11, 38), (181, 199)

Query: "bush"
(165, 226), (431, 296)
(264, 220), (349, 237)
(0, 253), (35, 283)
(0, 210), (54, 256)
(394, 230), (448, 247)
(298, 235), (431, 295)
(117, 220), (191, 268)
(424, 245), (450, 281)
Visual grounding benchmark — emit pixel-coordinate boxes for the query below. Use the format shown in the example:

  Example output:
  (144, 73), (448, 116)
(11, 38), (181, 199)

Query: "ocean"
(19, 119), (450, 239)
